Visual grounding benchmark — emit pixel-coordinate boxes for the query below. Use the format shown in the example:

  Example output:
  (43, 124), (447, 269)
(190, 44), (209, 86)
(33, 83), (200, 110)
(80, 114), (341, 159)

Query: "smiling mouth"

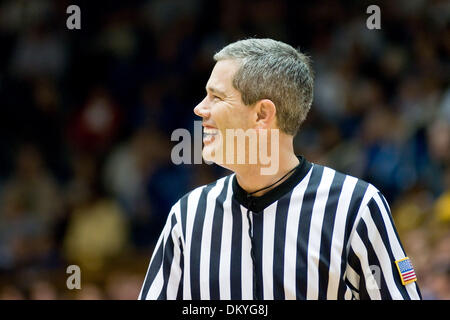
(203, 128), (218, 144)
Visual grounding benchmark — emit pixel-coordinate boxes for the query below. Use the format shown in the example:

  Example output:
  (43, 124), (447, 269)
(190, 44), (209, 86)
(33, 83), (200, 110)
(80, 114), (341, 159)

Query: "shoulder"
(167, 174), (233, 242)
(306, 163), (389, 230)
(309, 162), (382, 205)
(172, 174), (234, 214)
(311, 163), (394, 233)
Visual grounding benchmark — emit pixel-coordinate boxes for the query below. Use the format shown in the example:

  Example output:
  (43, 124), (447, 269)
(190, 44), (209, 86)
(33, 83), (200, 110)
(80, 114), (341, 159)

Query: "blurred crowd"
(0, 0), (448, 299)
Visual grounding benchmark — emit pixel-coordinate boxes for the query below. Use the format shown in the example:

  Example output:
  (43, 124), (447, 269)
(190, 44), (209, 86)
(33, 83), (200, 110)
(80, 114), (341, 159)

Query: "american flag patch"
(395, 257), (417, 285)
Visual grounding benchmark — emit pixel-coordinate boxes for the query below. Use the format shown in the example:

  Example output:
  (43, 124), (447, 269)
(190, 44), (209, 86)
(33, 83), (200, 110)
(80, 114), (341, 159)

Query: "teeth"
(203, 128), (218, 135)
(203, 134), (215, 143)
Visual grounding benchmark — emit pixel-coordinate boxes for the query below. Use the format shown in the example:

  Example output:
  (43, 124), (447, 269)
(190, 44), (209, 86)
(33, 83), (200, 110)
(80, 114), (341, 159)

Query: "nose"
(193, 97), (210, 118)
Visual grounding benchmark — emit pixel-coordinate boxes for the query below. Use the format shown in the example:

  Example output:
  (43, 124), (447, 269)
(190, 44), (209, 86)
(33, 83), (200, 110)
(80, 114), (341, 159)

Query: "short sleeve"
(347, 192), (421, 300)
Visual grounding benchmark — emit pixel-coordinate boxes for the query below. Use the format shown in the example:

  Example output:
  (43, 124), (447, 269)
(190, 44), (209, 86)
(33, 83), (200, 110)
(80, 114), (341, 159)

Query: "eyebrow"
(206, 86), (227, 97)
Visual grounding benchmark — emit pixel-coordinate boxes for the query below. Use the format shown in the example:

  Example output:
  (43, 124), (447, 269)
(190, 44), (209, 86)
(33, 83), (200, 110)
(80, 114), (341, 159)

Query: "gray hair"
(214, 38), (314, 135)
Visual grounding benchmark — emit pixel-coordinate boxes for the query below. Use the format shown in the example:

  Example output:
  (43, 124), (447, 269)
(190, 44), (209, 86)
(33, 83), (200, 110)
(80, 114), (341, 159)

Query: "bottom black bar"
(0, 300), (446, 319)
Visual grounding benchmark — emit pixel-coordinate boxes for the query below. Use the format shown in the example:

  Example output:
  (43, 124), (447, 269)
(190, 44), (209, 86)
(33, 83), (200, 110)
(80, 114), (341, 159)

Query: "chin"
(202, 144), (226, 167)
(202, 145), (218, 163)
(202, 147), (213, 163)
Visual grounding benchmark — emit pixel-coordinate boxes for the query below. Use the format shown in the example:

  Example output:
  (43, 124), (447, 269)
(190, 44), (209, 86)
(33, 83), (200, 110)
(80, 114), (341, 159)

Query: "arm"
(139, 202), (184, 300)
(347, 191), (421, 300)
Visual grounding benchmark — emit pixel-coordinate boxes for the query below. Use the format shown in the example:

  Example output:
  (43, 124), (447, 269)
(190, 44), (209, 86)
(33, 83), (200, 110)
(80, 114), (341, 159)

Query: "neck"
(234, 146), (299, 197)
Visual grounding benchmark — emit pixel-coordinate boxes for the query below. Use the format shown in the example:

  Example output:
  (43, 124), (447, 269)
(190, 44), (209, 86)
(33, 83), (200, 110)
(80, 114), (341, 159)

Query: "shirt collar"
(232, 155), (313, 212)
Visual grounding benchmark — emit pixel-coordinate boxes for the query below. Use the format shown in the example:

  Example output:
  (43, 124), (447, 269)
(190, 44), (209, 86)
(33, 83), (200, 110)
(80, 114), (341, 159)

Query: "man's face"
(194, 59), (255, 167)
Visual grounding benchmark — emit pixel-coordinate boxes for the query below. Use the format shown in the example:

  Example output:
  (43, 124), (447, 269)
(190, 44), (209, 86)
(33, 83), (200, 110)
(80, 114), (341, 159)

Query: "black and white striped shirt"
(139, 156), (421, 300)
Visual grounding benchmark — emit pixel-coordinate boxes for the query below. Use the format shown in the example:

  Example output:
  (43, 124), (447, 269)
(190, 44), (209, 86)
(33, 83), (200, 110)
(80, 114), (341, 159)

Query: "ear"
(255, 99), (277, 129)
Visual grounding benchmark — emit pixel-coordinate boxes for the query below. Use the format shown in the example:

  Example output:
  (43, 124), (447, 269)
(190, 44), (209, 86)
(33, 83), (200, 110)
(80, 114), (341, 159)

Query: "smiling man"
(198, 57), (284, 178)
(139, 38), (421, 300)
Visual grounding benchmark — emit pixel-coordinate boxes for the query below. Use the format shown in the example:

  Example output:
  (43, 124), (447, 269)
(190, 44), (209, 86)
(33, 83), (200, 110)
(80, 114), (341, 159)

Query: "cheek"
(210, 104), (231, 128)
(214, 106), (251, 131)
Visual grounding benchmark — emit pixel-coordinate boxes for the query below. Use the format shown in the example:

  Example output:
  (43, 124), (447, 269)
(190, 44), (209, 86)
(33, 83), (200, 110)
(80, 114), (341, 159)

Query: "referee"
(139, 38), (421, 300)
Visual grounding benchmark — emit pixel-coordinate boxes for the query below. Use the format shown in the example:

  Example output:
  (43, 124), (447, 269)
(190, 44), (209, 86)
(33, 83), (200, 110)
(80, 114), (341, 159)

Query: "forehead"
(206, 59), (240, 94)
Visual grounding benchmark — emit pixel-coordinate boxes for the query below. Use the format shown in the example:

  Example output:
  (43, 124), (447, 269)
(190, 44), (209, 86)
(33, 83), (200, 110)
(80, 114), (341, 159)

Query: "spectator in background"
(0, 144), (62, 271)
(105, 270), (143, 300)
(103, 127), (192, 248)
(72, 283), (105, 300)
(0, 285), (25, 300)
(67, 87), (122, 156)
(29, 279), (58, 300)
(63, 154), (129, 278)
(10, 26), (67, 80)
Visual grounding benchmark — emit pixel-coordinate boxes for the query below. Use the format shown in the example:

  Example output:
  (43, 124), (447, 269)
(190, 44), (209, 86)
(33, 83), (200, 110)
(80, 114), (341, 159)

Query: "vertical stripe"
(166, 235), (183, 300)
(336, 179), (369, 298)
(347, 247), (363, 296)
(345, 183), (379, 254)
(170, 201), (184, 300)
(364, 198), (409, 299)
(252, 208), (264, 300)
(139, 237), (164, 299)
(140, 206), (176, 299)
(241, 205), (253, 299)
(159, 214), (179, 299)
(199, 179), (226, 299)
(272, 191), (292, 300)
(262, 202), (277, 299)
(350, 231), (382, 299)
(230, 197), (243, 299)
(326, 175), (358, 299)
(219, 177), (234, 299)
(183, 187), (203, 299)
(296, 165), (324, 299)
(355, 216), (392, 299)
(209, 176), (231, 299)
(283, 168), (313, 299)
(176, 237), (184, 300)
(190, 183), (216, 299)
(147, 264), (164, 299)
(316, 171), (346, 299)
(306, 166), (335, 299)
(345, 264), (361, 295)
(179, 195), (188, 247)
(152, 210), (178, 299)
